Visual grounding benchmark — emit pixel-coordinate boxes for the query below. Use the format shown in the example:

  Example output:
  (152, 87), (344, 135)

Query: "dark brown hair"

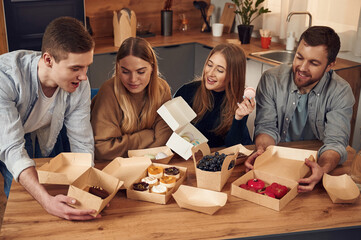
(41, 16), (94, 62)
(299, 26), (340, 64)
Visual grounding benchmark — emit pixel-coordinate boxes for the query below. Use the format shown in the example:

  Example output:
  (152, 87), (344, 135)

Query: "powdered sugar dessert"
(151, 184), (167, 194)
(141, 176), (158, 187)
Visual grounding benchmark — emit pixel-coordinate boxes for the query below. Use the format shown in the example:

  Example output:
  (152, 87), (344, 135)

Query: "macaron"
(244, 87), (256, 99)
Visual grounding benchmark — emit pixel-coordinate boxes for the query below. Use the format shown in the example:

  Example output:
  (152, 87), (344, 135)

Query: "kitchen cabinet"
(154, 43), (195, 95)
(194, 43), (213, 77)
(88, 52), (117, 89)
(88, 43), (212, 94)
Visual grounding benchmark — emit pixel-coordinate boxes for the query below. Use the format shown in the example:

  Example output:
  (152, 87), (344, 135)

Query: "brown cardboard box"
(157, 96), (208, 160)
(68, 167), (123, 217)
(102, 156), (151, 190)
(128, 146), (174, 164)
(323, 173), (360, 203)
(172, 185), (227, 215)
(37, 153), (123, 216)
(126, 160), (187, 204)
(192, 142), (240, 191)
(231, 145), (318, 211)
(37, 153), (93, 185)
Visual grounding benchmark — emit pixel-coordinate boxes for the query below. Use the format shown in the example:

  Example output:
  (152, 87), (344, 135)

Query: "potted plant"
(231, 0), (271, 44)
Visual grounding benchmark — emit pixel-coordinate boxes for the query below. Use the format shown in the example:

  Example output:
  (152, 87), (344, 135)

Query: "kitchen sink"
(250, 50), (295, 64)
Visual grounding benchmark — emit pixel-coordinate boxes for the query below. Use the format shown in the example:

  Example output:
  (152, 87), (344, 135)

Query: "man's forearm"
(254, 133), (276, 152)
(318, 149), (340, 174)
(18, 166), (50, 208)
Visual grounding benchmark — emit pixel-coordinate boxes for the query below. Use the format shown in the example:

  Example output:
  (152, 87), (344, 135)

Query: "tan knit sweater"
(90, 77), (172, 161)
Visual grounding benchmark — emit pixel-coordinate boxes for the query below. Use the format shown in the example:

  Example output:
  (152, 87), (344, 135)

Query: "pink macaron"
(244, 87), (256, 99)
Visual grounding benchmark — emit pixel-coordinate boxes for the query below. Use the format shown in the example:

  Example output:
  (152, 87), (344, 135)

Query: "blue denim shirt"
(255, 64), (355, 164)
(0, 50), (94, 181)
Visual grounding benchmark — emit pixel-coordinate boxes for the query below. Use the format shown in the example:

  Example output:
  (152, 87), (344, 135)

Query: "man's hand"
(297, 158), (324, 192)
(244, 149), (264, 172)
(298, 150), (340, 192)
(245, 134), (275, 172)
(43, 194), (99, 220)
(19, 167), (99, 221)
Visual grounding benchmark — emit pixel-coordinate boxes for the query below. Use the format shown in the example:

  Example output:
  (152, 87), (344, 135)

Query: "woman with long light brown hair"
(174, 43), (254, 147)
(91, 37), (172, 160)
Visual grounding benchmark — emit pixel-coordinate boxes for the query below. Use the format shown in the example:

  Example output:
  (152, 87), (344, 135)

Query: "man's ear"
(325, 61), (336, 72)
(43, 52), (53, 67)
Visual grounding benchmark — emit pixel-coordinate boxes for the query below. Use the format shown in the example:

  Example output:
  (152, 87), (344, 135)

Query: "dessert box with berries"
(191, 142), (241, 191)
(128, 146), (174, 164)
(37, 153), (93, 185)
(157, 96), (208, 160)
(68, 167), (123, 217)
(231, 145), (318, 211)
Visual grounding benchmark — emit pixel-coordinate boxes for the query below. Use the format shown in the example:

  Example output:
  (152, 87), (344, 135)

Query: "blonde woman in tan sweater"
(91, 37), (172, 161)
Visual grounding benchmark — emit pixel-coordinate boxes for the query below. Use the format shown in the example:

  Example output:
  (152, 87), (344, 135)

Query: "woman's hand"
(235, 97), (255, 120)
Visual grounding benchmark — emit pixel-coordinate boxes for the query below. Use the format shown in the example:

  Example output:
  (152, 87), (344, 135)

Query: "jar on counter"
(286, 32), (295, 51)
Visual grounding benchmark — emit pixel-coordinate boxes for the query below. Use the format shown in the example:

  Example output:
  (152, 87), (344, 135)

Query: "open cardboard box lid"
(157, 96), (197, 131)
(231, 145), (317, 211)
(172, 185), (227, 215)
(126, 162), (187, 204)
(128, 146), (174, 164)
(323, 173), (360, 203)
(254, 145), (317, 181)
(68, 167), (123, 217)
(192, 142), (239, 191)
(37, 153), (93, 185)
(102, 156), (151, 189)
(157, 96), (208, 160)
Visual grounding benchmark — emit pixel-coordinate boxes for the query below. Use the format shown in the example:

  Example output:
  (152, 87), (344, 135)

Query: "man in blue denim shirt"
(245, 26), (355, 192)
(0, 17), (97, 220)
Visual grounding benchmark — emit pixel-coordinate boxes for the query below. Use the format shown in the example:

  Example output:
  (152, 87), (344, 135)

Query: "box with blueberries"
(191, 142), (240, 192)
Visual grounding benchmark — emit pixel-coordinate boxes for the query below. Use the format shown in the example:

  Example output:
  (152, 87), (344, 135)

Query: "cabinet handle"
(202, 45), (213, 50)
(162, 45), (181, 49)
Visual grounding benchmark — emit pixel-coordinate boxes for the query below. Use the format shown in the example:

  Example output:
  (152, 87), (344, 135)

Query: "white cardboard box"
(157, 96), (208, 160)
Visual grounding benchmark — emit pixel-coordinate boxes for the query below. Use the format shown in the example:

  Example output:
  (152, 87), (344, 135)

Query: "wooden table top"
(1, 141), (360, 239)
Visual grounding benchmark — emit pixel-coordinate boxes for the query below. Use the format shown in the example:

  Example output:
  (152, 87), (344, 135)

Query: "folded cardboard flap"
(37, 153), (93, 185)
(172, 185), (227, 215)
(225, 143), (253, 165)
(254, 146), (318, 181)
(323, 173), (360, 203)
(68, 167), (123, 217)
(128, 146), (174, 164)
(157, 96), (196, 131)
(192, 142), (239, 191)
(102, 156), (152, 189)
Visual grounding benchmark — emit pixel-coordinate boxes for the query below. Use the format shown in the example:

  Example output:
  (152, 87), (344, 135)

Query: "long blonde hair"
(193, 43), (246, 135)
(114, 37), (170, 133)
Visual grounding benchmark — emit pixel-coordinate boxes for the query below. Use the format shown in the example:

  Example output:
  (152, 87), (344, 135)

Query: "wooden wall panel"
(335, 66), (361, 145)
(0, 0), (8, 54)
(85, 0), (211, 40)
